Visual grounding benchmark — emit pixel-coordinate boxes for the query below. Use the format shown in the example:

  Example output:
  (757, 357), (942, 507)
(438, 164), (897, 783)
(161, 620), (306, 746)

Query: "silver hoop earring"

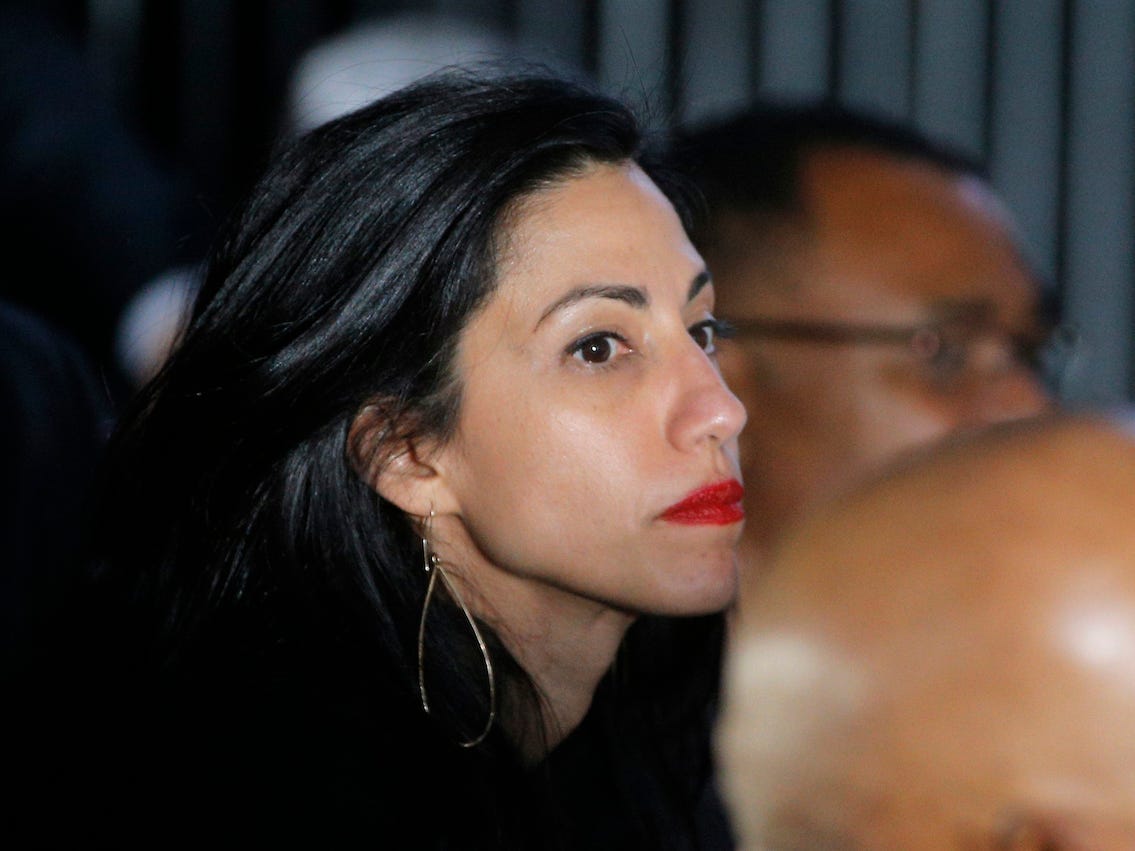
(417, 512), (496, 747)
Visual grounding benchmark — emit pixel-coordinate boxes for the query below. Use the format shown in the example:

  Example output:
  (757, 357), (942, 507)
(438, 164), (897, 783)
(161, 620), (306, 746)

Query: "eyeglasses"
(721, 312), (1079, 392)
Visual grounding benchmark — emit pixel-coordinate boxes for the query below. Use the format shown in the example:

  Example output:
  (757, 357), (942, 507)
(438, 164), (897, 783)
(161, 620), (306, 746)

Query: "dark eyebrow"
(688, 269), (712, 302)
(925, 298), (998, 325)
(929, 298), (1054, 339)
(534, 271), (712, 330)
(927, 297), (991, 315)
(921, 301), (994, 324)
(536, 284), (649, 328)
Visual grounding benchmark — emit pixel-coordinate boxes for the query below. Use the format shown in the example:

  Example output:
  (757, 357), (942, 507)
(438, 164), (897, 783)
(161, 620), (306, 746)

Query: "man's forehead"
(798, 146), (1022, 257)
(799, 142), (970, 196)
(756, 239), (1041, 329)
(706, 143), (1044, 329)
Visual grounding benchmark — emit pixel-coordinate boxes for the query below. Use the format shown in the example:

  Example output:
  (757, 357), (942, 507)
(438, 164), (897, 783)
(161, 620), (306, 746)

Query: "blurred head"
(718, 413), (1135, 850)
(675, 104), (1057, 560)
(100, 70), (743, 745)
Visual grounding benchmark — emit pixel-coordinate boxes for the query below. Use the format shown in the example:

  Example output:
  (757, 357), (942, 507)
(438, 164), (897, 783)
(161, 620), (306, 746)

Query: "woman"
(32, 71), (745, 848)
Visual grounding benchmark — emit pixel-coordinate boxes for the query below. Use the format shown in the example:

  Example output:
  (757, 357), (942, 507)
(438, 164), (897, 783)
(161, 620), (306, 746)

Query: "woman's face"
(431, 162), (746, 620)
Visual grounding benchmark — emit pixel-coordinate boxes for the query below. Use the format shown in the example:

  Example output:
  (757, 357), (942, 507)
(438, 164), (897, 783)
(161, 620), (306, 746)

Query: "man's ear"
(347, 403), (459, 517)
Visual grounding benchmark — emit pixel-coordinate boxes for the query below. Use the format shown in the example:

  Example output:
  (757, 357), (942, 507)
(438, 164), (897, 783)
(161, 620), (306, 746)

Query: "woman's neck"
(445, 560), (635, 763)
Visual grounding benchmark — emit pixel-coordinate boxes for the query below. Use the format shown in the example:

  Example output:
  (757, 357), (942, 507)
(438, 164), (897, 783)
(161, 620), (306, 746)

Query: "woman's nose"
(666, 344), (748, 453)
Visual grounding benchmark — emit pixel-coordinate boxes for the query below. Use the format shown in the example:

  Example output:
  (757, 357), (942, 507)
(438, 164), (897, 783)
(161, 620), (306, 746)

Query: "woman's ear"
(347, 403), (459, 517)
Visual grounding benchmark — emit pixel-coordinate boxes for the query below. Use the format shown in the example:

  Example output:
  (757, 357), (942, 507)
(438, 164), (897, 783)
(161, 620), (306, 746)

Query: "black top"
(9, 642), (734, 849)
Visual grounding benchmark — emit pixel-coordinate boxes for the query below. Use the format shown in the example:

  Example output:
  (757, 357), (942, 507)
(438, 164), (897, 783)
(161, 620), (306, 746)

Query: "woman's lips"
(661, 479), (745, 525)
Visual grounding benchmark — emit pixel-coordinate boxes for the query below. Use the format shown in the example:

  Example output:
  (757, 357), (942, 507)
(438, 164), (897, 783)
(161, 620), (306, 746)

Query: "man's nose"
(969, 364), (1055, 426)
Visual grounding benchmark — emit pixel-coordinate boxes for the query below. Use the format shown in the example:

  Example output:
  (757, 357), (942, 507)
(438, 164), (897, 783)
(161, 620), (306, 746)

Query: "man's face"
(712, 146), (1052, 556)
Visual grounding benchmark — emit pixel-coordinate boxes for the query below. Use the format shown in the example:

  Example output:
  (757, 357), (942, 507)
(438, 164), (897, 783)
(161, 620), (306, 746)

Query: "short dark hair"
(672, 100), (986, 250)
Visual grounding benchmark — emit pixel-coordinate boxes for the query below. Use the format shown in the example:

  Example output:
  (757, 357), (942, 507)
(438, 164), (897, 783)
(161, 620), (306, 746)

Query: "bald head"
(718, 413), (1135, 850)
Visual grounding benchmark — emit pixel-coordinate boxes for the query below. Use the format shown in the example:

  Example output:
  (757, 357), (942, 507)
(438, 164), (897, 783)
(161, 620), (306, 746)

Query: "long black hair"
(31, 69), (726, 849)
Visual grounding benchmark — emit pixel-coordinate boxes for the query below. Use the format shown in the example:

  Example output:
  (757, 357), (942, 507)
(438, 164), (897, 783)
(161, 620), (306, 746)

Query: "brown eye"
(571, 333), (621, 364)
(689, 319), (722, 354)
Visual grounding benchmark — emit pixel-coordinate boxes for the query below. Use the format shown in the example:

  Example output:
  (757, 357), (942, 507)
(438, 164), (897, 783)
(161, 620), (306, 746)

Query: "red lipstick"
(661, 479), (744, 526)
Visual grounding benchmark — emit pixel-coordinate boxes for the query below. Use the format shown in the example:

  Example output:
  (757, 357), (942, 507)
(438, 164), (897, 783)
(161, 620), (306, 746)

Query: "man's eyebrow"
(926, 298), (996, 322)
(536, 284), (649, 328)
(927, 298), (1054, 337)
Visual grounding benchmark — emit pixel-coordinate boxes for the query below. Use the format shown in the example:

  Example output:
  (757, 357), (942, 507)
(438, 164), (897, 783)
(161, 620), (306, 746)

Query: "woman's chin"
(654, 551), (740, 616)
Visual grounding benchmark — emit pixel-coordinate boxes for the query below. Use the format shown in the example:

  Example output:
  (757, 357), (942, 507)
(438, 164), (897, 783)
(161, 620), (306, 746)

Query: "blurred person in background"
(673, 104), (1062, 570)
(0, 2), (204, 399)
(0, 300), (111, 678)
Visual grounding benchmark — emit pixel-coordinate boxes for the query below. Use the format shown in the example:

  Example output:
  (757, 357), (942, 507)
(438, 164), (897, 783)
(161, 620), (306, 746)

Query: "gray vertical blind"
(515, 0), (590, 69)
(755, 0), (832, 101)
(911, 0), (987, 160)
(838, 0), (913, 117)
(596, 0), (671, 111)
(682, 0), (751, 125)
(1061, 3), (1135, 404)
(987, 1), (1064, 296)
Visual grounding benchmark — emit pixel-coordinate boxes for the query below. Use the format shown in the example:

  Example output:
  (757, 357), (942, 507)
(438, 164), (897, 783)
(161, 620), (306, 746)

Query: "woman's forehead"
(492, 163), (701, 305)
